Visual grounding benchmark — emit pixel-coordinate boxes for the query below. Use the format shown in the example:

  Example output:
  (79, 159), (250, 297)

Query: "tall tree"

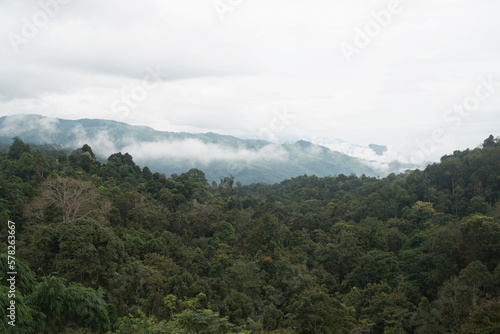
(8, 136), (31, 160)
(287, 287), (348, 334)
(55, 219), (127, 287)
(28, 177), (107, 223)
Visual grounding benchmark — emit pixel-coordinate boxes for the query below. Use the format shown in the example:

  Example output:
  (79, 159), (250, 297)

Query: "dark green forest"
(1, 135), (500, 333)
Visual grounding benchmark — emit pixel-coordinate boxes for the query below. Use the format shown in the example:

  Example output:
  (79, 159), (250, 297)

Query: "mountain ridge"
(0, 114), (414, 184)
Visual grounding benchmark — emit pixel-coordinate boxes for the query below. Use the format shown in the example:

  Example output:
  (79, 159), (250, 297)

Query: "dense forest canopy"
(1, 135), (500, 333)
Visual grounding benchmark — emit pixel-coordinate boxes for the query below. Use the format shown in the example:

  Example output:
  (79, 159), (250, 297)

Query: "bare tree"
(26, 177), (108, 223)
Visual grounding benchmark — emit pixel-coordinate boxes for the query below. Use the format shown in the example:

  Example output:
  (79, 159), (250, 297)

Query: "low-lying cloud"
(121, 139), (289, 165)
(71, 124), (118, 158)
(318, 139), (422, 173)
(0, 114), (60, 142)
(66, 122), (290, 165)
(0, 114), (422, 177)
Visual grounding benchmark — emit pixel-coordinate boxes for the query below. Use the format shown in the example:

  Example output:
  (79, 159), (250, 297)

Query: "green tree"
(171, 309), (238, 334)
(460, 215), (500, 269)
(221, 260), (264, 297)
(55, 219), (127, 287)
(468, 196), (490, 214)
(287, 287), (348, 334)
(223, 289), (254, 325)
(325, 223), (362, 279)
(457, 261), (493, 306)
(457, 297), (500, 334)
(214, 220), (237, 247)
(28, 276), (110, 333)
(344, 250), (400, 288)
(360, 284), (413, 333)
(111, 310), (169, 334)
(0, 254), (43, 333)
(16, 152), (36, 182)
(8, 136), (31, 160)
(405, 201), (436, 229)
(247, 214), (283, 254)
(409, 297), (446, 334)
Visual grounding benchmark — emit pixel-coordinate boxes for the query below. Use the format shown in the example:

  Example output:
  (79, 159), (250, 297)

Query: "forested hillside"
(0, 114), (410, 185)
(1, 135), (500, 333)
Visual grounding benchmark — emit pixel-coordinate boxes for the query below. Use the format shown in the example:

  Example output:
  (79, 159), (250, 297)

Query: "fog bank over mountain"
(0, 114), (420, 184)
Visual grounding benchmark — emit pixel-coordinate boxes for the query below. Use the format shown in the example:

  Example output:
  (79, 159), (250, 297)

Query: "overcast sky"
(1, 0), (499, 163)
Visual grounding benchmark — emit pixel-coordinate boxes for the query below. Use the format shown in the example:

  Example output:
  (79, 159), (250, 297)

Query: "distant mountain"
(0, 114), (412, 184)
(368, 144), (388, 156)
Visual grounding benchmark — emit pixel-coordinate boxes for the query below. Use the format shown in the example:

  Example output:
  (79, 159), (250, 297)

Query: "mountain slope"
(0, 114), (393, 184)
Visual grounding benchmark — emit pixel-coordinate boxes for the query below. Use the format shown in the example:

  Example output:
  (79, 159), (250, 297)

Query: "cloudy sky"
(0, 0), (499, 163)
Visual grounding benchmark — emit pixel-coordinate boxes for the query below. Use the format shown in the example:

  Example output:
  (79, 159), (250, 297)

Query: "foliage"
(287, 287), (348, 333)
(1, 136), (500, 333)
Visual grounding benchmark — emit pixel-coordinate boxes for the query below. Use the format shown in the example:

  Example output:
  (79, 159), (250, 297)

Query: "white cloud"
(121, 139), (289, 165)
(0, 114), (34, 136)
(70, 125), (118, 157)
(0, 0), (499, 161)
(39, 116), (59, 133)
(0, 114), (60, 142)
